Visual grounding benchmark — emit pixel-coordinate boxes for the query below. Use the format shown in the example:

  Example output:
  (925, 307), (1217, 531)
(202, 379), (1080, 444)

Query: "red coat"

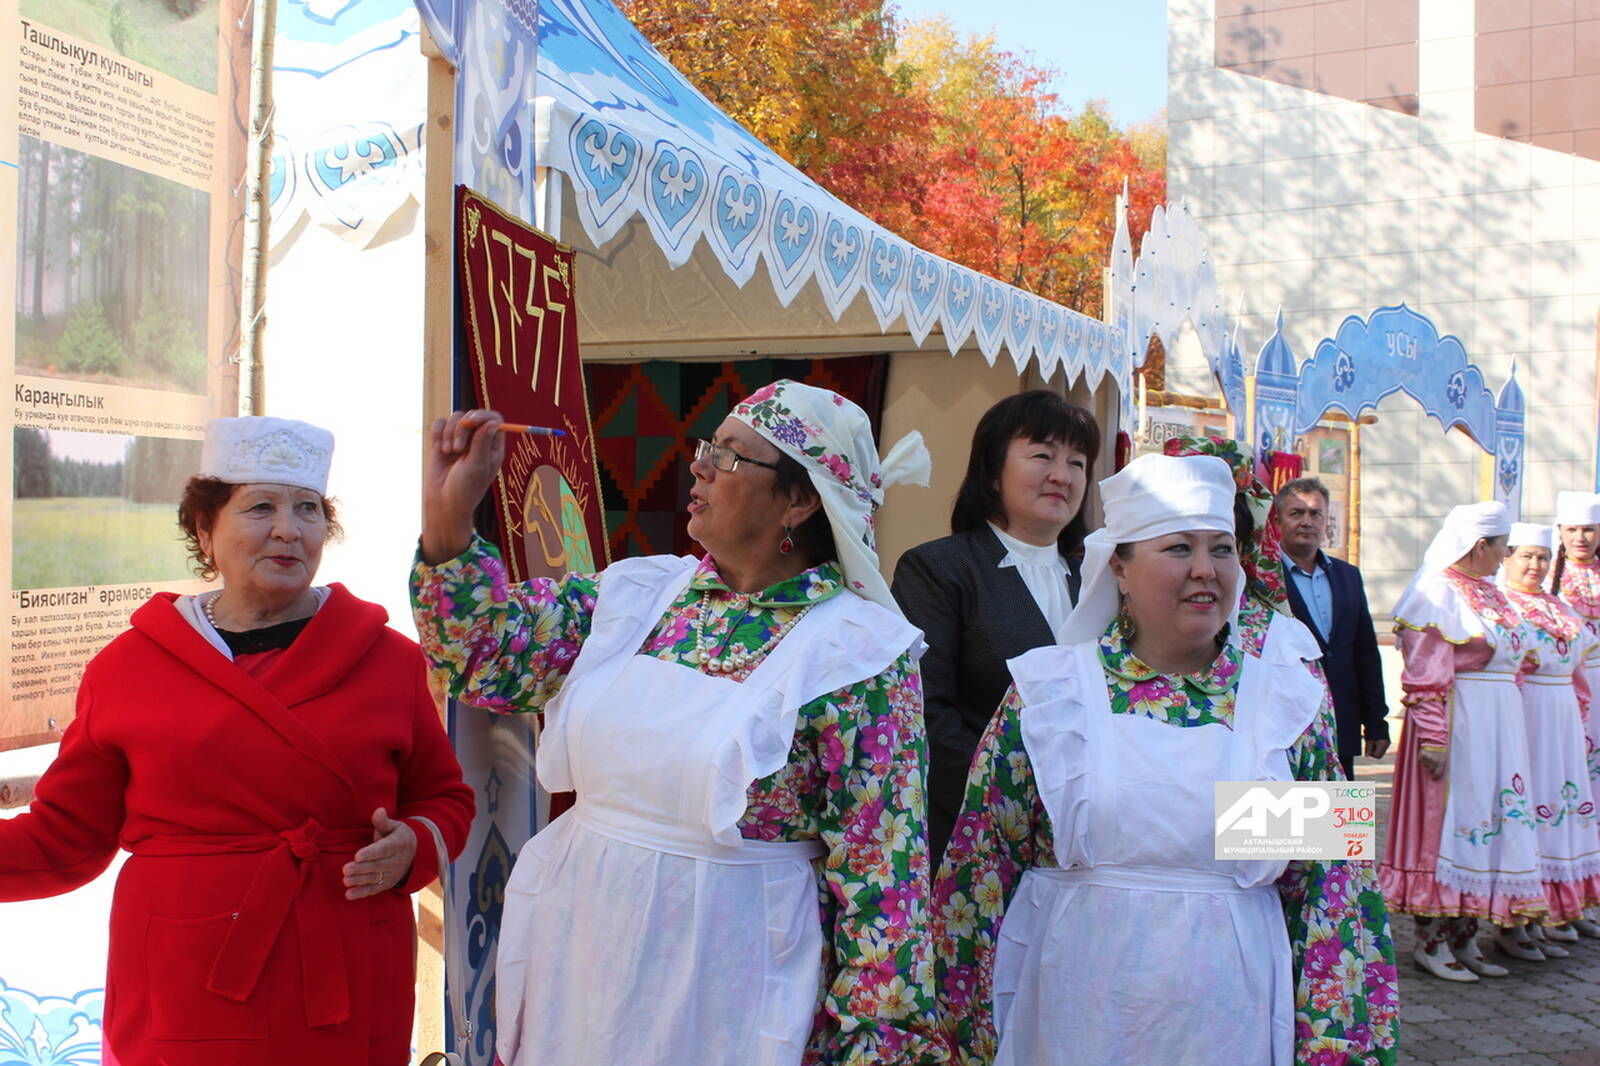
(0, 585), (474, 1066)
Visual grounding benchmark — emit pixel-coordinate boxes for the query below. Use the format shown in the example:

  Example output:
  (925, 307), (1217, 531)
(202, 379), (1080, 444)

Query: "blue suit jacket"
(1283, 552), (1389, 764)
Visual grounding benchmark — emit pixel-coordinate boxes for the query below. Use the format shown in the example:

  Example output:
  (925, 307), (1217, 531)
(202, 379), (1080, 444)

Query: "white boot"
(1545, 923), (1582, 942)
(1569, 917), (1600, 938)
(1450, 934), (1509, 977)
(1529, 923), (1570, 958)
(1493, 925), (1547, 961)
(1414, 939), (1480, 981)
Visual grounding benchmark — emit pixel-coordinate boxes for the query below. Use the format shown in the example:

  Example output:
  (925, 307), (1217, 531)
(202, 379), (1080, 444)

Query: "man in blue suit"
(1276, 477), (1390, 780)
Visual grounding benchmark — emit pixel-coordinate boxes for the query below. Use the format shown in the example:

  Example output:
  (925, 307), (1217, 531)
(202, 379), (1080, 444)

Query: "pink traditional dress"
(1380, 567), (1546, 924)
(1556, 553), (1600, 788)
(1503, 584), (1600, 920)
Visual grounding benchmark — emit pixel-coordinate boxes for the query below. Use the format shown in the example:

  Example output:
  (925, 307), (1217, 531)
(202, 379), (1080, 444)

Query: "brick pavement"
(1363, 742), (1600, 1065)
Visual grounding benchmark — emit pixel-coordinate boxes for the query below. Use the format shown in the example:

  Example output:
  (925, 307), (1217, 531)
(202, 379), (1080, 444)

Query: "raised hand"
(422, 409), (506, 564)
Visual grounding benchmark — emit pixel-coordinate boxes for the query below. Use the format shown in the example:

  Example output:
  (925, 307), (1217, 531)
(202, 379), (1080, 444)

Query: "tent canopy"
(443, 0), (1129, 388)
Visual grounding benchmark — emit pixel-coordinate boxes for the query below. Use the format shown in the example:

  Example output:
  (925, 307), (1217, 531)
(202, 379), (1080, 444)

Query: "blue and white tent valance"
(458, 0), (1127, 388)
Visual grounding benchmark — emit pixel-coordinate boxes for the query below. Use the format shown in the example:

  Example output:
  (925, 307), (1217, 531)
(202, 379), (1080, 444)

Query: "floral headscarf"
(732, 380), (930, 615)
(1162, 436), (1289, 615)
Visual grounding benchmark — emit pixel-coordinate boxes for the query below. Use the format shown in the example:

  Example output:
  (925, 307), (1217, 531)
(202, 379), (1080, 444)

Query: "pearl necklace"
(689, 588), (813, 677)
(202, 591), (225, 631)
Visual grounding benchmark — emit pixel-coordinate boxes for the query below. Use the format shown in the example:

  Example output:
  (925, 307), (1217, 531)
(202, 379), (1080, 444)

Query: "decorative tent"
(403, 3), (1135, 1062)
(502, 0), (1127, 384)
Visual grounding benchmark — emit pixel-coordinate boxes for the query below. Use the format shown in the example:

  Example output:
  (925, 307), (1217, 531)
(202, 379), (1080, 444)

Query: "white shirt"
(989, 522), (1075, 637)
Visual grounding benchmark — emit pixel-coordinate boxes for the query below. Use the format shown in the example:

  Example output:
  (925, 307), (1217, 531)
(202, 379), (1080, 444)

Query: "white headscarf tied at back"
(1057, 452), (1240, 646)
(731, 380), (930, 615)
(1392, 500), (1510, 641)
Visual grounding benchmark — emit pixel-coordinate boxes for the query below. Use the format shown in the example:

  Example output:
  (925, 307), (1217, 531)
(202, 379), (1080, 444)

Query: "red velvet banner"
(1266, 450), (1304, 495)
(456, 186), (609, 582)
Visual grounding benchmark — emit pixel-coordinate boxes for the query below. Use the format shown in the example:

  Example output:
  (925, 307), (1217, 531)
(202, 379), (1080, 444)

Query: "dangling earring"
(1116, 598), (1136, 642)
(779, 525), (795, 555)
(1214, 621), (1232, 648)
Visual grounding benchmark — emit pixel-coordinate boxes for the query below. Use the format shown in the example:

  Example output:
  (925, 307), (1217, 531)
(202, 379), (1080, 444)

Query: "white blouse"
(989, 522), (1075, 639)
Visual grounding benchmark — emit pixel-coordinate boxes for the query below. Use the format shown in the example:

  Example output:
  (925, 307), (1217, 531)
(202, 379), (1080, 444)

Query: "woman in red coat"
(0, 416), (474, 1066)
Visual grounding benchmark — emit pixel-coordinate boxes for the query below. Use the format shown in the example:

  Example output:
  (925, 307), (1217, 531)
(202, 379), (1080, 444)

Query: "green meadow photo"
(24, 0), (219, 92)
(12, 428), (200, 589)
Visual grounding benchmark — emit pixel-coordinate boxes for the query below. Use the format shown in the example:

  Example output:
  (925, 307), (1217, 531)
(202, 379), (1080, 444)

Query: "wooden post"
(237, 0), (278, 415)
(414, 22), (457, 1059)
(1349, 421), (1362, 569)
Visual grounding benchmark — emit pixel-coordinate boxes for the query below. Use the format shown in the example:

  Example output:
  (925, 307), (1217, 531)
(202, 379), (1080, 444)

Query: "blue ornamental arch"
(1254, 310), (1298, 459)
(1290, 304), (1527, 517)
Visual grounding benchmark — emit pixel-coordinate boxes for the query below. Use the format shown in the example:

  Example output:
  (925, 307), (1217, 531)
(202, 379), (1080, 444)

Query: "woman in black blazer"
(892, 390), (1100, 862)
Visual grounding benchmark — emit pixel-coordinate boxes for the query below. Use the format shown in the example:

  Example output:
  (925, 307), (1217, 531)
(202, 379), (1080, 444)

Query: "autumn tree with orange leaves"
(621, 0), (1164, 316)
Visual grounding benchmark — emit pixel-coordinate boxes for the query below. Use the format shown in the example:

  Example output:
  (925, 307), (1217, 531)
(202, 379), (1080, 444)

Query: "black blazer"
(1282, 552), (1389, 766)
(891, 527), (1078, 863)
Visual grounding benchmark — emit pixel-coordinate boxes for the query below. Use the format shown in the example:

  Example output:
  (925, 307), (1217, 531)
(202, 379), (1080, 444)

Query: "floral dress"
(932, 596), (1400, 1066)
(410, 536), (947, 1066)
(1558, 554), (1600, 783)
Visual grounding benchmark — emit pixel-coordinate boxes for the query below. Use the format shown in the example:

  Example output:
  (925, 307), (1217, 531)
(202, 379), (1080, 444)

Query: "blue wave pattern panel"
(270, 0), (427, 243)
(0, 981), (103, 1066)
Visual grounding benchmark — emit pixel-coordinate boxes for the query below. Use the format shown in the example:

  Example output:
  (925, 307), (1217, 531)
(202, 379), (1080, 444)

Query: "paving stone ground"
(1362, 726), (1600, 1065)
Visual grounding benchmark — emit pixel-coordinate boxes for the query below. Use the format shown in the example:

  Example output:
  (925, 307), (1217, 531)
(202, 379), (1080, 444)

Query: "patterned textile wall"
(584, 357), (887, 560)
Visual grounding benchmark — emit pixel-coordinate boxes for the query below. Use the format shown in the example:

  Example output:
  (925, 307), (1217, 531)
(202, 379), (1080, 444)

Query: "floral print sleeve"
(804, 654), (950, 1066)
(931, 685), (1045, 1066)
(1277, 659), (1401, 1066)
(409, 534), (598, 712)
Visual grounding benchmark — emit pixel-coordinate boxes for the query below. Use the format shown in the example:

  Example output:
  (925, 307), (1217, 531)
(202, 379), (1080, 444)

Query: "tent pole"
(238, 0), (279, 415)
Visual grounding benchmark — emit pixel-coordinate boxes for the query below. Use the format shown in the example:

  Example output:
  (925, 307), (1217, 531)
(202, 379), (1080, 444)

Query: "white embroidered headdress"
(198, 417), (335, 495)
(731, 380), (929, 615)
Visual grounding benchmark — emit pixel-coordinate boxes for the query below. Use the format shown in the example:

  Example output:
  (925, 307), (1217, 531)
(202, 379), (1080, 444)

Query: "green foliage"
(13, 427), (52, 498)
(12, 498), (192, 589)
(107, 0), (133, 54)
(19, 0), (217, 92)
(57, 302), (123, 375)
(130, 298), (206, 391)
(123, 436), (203, 503)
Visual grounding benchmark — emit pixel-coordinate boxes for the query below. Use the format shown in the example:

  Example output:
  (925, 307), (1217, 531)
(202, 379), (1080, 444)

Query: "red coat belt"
(131, 817), (372, 1027)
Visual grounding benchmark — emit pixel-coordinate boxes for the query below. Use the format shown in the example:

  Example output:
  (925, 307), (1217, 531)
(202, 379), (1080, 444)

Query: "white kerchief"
(1057, 453), (1239, 646)
(199, 416), (335, 495)
(732, 380), (929, 615)
(1392, 500), (1509, 640)
(989, 522), (1074, 635)
(1555, 491), (1600, 526)
(1507, 522), (1552, 550)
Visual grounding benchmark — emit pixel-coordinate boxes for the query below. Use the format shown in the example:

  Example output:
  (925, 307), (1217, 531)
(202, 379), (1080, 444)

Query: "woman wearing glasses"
(411, 381), (949, 1066)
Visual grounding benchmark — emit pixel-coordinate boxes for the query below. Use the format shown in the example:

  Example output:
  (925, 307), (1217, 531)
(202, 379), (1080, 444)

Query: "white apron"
(1521, 677), (1600, 884)
(993, 614), (1323, 1066)
(1433, 622), (1544, 902)
(495, 555), (918, 1066)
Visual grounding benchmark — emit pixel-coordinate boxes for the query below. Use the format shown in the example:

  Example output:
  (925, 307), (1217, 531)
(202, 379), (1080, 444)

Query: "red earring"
(779, 526), (795, 555)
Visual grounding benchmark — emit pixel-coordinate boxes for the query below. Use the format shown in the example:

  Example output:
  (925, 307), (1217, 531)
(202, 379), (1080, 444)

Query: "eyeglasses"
(693, 438), (782, 474)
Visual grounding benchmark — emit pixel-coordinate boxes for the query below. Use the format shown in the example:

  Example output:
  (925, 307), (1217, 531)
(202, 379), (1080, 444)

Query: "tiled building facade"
(1168, 0), (1600, 609)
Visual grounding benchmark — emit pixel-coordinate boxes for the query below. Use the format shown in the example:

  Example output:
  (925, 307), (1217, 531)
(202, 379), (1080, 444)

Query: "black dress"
(890, 527), (1077, 863)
